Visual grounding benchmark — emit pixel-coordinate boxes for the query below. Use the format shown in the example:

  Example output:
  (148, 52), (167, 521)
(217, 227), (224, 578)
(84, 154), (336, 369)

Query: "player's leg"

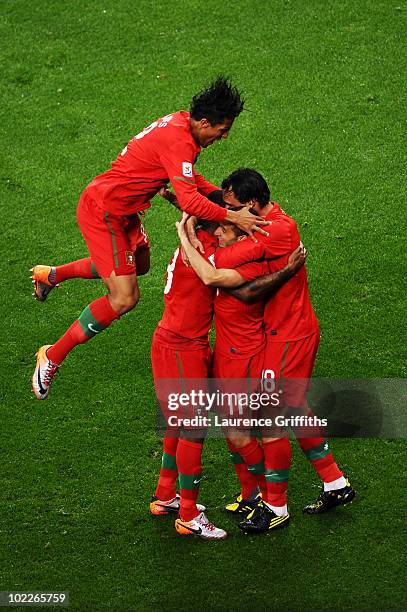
(31, 213), (149, 302)
(239, 432), (291, 533)
(280, 332), (355, 511)
(32, 194), (139, 400)
(31, 259), (100, 301)
(31, 260), (98, 302)
(127, 213), (151, 277)
(223, 437), (262, 515)
(172, 347), (212, 526)
(213, 351), (256, 510)
(175, 434), (227, 539)
(150, 337), (181, 512)
(214, 351), (266, 513)
(239, 343), (291, 533)
(150, 337), (208, 522)
(33, 247), (150, 301)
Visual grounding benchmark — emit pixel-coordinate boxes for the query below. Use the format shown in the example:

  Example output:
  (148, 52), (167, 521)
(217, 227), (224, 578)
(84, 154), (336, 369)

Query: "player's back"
(86, 111), (198, 216)
(262, 205), (318, 341)
(157, 229), (217, 347)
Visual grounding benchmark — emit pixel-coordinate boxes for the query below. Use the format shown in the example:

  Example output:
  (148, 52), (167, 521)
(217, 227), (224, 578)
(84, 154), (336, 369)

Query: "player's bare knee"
(109, 288), (140, 314)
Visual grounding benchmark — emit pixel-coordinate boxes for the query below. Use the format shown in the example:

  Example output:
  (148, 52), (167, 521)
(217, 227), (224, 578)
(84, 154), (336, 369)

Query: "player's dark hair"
(198, 219), (219, 233)
(190, 76), (245, 125)
(221, 168), (270, 208)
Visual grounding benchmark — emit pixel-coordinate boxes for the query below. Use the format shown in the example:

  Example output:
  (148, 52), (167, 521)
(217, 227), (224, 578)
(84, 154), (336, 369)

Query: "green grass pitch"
(1, 0), (406, 610)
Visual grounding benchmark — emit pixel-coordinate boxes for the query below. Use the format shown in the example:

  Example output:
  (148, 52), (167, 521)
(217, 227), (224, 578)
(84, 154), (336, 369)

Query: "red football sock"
(177, 439), (203, 522)
(263, 438), (291, 506)
(297, 438), (343, 483)
(47, 295), (119, 365)
(155, 436), (179, 501)
(225, 438), (260, 500)
(237, 439), (267, 499)
(52, 258), (99, 283)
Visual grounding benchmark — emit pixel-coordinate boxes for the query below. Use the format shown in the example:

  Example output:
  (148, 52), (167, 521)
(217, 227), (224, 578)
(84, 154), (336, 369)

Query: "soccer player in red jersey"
(176, 212), (307, 520)
(211, 168), (355, 533)
(31, 77), (269, 400)
(150, 218), (227, 539)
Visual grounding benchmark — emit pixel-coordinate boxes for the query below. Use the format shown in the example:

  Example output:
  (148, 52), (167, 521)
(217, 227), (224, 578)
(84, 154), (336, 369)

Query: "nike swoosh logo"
(193, 478), (203, 485)
(184, 525), (202, 535)
(88, 323), (99, 333)
(37, 367), (47, 396)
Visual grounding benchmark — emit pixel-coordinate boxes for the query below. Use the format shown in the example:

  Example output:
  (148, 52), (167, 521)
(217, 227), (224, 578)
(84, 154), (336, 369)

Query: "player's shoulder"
(215, 238), (263, 267)
(160, 110), (197, 154)
(166, 111), (192, 138)
(266, 203), (298, 233)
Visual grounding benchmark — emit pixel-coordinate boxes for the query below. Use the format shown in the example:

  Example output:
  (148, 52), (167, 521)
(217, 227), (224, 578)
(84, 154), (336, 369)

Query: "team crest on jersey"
(126, 251), (135, 266)
(182, 162), (193, 178)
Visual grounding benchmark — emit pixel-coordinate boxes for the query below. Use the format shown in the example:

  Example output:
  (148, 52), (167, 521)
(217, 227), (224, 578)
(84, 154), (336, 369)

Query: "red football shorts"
(151, 331), (212, 433)
(76, 190), (150, 278)
(212, 349), (264, 380)
(212, 349), (264, 422)
(262, 330), (320, 408)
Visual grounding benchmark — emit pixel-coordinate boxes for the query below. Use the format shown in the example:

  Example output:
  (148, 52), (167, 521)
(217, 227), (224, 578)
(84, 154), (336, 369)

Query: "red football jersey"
(213, 243), (268, 358)
(85, 111), (227, 222)
(215, 203), (319, 342)
(157, 229), (218, 348)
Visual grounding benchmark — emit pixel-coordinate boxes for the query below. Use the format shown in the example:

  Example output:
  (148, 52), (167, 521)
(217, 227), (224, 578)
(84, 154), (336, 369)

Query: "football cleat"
(239, 501), (290, 534)
(175, 512), (227, 540)
(32, 345), (59, 400)
(223, 492), (261, 515)
(150, 494), (206, 516)
(303, 479), (356, 514)
(31, 265), (57, 301)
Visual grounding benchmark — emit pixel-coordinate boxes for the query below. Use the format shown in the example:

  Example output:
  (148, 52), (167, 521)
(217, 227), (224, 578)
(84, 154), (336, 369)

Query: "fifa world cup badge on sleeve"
(182, 162), (193, 178)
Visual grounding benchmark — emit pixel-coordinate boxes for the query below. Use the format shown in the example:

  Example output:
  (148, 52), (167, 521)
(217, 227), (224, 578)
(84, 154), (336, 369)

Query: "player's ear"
(200, 118), (211, 129)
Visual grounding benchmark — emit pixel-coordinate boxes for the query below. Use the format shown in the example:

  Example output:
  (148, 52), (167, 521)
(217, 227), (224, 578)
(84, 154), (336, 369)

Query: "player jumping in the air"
(212, 169), (355, 532)
(31, 77), (269, 400)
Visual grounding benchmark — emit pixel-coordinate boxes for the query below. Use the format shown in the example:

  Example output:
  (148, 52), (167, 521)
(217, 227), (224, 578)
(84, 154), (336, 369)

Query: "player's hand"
(226, 208), (270, 241)
(186, 216), (204, 253)
(175, 211), (190, 242)
(180, 246), (190, 267)
(287, 243), (307, 273)
(159, 187), (180, 208)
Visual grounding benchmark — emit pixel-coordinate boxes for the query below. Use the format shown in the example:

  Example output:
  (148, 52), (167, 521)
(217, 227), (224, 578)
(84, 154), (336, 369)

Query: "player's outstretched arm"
(176, 214), (245, 288)
(228, 245), (307, 304)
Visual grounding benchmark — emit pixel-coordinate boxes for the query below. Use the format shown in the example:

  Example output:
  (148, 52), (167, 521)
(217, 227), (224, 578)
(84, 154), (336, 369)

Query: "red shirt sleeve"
(234, 260), (269, 281)
(194, 173), (219, 196)
(215, 239), (267, 268)
(159, 142), (227, 222)
(214, 222), (293, 268)
(215, 242), (269, 281)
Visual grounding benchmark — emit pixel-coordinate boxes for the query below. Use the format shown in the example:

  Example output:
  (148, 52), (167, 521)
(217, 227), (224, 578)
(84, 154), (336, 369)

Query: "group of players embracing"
(31, 76), (355, 540)
(150, 168), (355, 540)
